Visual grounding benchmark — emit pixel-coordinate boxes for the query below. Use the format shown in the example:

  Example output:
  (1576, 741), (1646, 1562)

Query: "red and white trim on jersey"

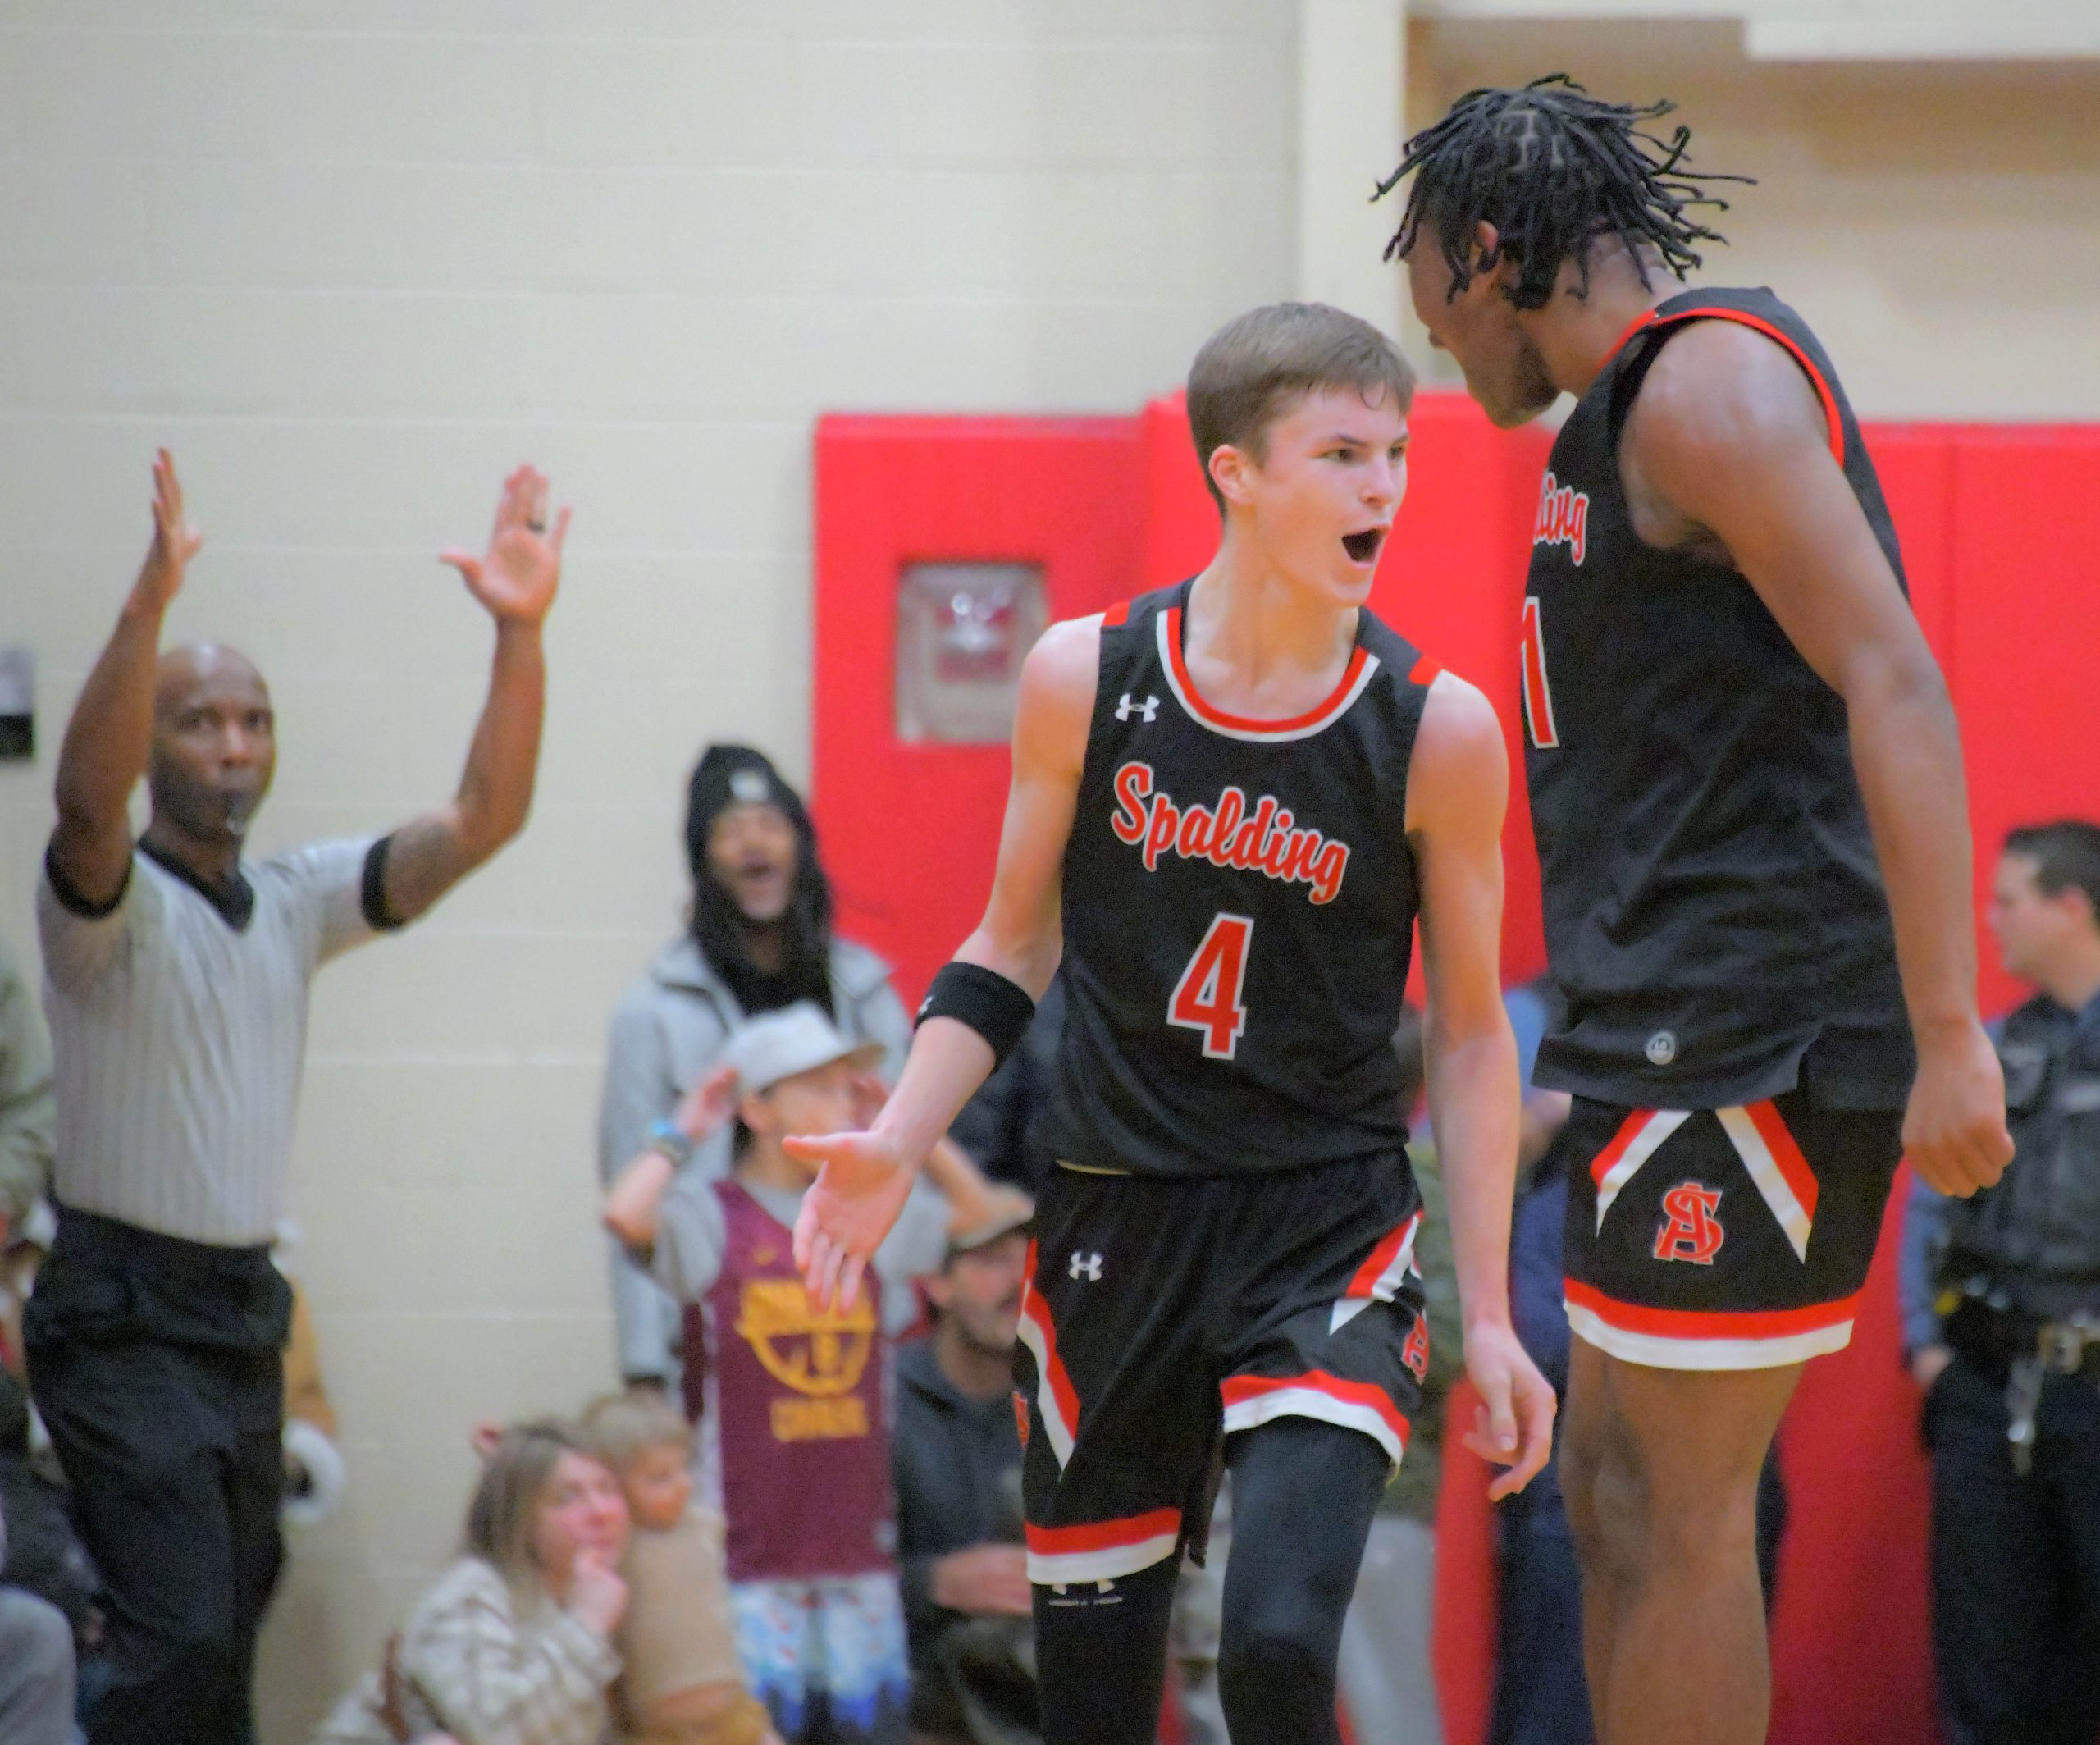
(1331, 1211), (1422, 1334)
(1156, 608), (1381, 743)
(1717, 1101), (1820, 1263)
(1564, 1278), (1860, 1371)
(1016, 1255), (1080, 1469)
(1607, 306), (1846, 467)
(1221, 1369), (1411, 1469)
(1591, 1109), (1692, 1231)
(1025, 1507), (1184, 1586)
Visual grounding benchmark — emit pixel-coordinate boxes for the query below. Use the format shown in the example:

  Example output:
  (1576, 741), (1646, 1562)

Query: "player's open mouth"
(1341, 528), (1387, 565)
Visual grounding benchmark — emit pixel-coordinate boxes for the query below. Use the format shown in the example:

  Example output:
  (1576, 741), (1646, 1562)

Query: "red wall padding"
(812, 415), (1143, 1003)
(813, 395), (2100, 1745)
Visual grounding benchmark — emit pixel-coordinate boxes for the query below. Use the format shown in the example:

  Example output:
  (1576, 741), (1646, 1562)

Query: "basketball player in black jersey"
(784, 304), (1555, 1745)
(1382, 78), (2016, 1745)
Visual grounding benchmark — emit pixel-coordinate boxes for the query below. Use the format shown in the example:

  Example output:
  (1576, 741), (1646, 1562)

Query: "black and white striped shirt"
(38, 837), (392, 1246)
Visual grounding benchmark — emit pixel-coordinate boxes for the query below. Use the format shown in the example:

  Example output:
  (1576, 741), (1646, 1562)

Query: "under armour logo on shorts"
(1069, 1250), (1104, 1281)
(1116, 693), (1159, 724)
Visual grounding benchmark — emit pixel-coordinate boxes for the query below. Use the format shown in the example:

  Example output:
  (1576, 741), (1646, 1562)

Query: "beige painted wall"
(1403, 18), (2100, 418)
(0, 6), (1300, 1738)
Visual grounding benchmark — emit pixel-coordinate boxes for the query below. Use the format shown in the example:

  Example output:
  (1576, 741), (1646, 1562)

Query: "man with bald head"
(26, 450), (569, 1745)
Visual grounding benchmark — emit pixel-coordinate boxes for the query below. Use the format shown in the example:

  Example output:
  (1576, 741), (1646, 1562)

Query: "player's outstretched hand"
(1905, 1018), (2013, 1199)
(1462, 1318), (1557, 1501)
(785, 1128), (916, 1314)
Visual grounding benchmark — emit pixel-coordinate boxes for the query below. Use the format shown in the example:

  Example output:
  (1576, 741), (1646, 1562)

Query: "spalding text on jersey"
(1109, 761), (1350, 906)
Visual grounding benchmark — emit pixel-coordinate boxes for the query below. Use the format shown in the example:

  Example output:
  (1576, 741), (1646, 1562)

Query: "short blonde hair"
(1187, 302), (1418, 509)
(578, 1391), (692, 1472)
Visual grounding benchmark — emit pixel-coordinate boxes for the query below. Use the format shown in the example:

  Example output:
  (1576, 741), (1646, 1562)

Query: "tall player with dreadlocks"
(1381, 78), (2013, 1745)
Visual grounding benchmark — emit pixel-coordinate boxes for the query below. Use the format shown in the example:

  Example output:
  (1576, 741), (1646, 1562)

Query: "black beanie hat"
(684, 744), (813, 881)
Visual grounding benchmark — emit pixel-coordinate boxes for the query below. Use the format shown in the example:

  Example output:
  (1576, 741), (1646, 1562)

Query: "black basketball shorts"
(1560, 1088), (1904, 1371)
(1011, 1153), (1427, 1588)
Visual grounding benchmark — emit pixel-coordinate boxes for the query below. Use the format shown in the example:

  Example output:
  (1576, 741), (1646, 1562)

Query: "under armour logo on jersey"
(1069, 1250), (1103, 1282)
(1116, 693), (1160, 724)
(1654, 1182), (1725, 1266)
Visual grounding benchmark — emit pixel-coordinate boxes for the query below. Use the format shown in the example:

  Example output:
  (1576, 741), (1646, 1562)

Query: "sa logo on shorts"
(1653, 1182), (1725, 1266)
(1401, 1316), (1431, 1383)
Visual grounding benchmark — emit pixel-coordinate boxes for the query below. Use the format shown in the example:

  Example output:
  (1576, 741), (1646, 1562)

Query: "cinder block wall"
(0, 7), (1298, 1736)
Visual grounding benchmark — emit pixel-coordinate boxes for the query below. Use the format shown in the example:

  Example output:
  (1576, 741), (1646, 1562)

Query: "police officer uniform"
(1917, 987), (2100, 1745)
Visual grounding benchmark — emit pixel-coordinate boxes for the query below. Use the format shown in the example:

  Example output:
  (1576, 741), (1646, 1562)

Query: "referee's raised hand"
(441, 463), (568, 629)
(139, 448), (202, 609)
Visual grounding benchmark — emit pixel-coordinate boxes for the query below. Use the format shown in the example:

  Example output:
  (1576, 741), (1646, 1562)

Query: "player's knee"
(1217, 1594), (1333, 1718)
(1640, 1478), (1761, 1575)
(1582, 1427), (1760, 1586)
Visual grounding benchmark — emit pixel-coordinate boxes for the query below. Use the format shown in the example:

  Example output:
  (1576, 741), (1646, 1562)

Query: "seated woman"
(313, 1420), (630, 1745)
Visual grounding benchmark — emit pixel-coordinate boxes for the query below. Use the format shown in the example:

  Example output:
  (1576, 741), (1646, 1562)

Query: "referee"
(25, 451), (568, 1745)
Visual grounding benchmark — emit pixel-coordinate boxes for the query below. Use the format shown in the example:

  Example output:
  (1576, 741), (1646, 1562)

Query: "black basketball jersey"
(1522, 286), (1913, 1112)
(1044, 579), (1438, 1178)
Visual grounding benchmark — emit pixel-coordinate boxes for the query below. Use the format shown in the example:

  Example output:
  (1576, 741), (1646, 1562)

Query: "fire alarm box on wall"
(895, 561), (1048, 745)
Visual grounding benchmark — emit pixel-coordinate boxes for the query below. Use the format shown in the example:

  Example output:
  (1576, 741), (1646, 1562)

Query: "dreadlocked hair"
(1375, 75), (1751, 311)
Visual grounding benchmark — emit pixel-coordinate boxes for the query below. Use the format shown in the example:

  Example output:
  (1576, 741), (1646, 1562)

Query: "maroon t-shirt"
(703, 1180), (896, 1583)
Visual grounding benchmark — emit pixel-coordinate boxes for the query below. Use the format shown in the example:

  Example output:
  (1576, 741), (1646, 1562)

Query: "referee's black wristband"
(917, 962), (1036, 1071)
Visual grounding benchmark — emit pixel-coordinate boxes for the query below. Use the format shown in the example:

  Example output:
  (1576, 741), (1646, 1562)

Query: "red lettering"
(1208, 788), (1247, 866)
(1280, 830), (1322, 884)
(1309, 842), (1349, 905)
(1107, 774), (1351, 905)
(1144, 796), (1181, 870)
(1532, 470), (1591, 569)
(1260, 809), (1297, 877)
(1111, 762), (1153, 844)
(1178, 805), (1215, 859)
(1230, 798), (1276, 870)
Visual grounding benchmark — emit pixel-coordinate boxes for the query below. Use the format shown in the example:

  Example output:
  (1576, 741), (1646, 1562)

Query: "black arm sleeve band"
(360, 835), (406, 933)
(916, 962), (1036, 1071)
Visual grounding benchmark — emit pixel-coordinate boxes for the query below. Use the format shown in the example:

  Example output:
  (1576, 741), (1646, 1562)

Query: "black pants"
(1034, 1418), (1386, 1745)
(1927, 1354), (2100, 1745)
(25, 1210), (290, 1745)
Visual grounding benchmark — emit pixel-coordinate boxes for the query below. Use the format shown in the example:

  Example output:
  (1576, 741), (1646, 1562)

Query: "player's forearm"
(955, 920), (1060, 1003)
(868, 1015), (998, 1171)
(1844, 651), (1981, 1041)
(1425, 1021), (1522, 1332)
(53, 584), (166, 844)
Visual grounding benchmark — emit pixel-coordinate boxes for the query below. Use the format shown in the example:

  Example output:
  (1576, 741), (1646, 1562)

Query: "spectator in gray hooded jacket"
(597, 745), (911, 1392)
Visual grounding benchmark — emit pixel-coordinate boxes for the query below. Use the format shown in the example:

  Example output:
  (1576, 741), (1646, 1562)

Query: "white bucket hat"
(724, 1001), (886, 1095)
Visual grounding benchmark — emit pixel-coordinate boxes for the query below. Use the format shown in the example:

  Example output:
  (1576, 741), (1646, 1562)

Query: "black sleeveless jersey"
(1043, 580), (1438, 1178)
(1523, 286), (1913, 1112)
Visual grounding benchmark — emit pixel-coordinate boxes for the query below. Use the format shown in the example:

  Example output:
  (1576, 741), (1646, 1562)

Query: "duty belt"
(2003, 1313), (2100, 1478)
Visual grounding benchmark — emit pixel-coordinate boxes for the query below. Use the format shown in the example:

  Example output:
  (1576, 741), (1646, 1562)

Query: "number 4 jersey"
(1044, 578), (1440, 1178)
